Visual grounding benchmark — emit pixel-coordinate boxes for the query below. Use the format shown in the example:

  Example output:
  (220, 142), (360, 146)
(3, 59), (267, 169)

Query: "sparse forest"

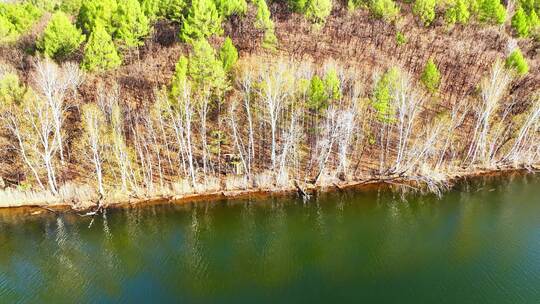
(0, 0), (538, 208)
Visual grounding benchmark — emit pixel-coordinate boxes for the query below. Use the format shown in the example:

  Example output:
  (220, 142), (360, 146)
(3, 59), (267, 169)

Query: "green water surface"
(1, 174), (539, 303)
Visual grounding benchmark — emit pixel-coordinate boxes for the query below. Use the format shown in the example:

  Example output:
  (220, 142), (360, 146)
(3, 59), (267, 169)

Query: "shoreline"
(0, 166), (537, 217)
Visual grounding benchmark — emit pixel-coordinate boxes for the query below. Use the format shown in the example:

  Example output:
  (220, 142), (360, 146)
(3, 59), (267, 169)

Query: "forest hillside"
(0, 0), (538, 208)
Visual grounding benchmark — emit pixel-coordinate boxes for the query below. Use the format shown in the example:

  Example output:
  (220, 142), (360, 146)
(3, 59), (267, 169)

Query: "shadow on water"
(1, 173), (539, 303)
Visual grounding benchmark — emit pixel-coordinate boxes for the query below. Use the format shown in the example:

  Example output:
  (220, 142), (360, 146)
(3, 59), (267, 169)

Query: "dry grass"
(0, 183), (95, 208)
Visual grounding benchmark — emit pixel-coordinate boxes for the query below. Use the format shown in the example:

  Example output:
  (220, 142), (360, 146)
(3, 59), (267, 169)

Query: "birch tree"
(503, 95), (540, 166)
(256, 60), (293, 171)
(465, 60), (512, 167)
(0, 68), (46, 190)
(238, 69), (255, 177)
(32, 58), (83, 164)
(80, 103), (108, 195)
(20, 92), (60, 194)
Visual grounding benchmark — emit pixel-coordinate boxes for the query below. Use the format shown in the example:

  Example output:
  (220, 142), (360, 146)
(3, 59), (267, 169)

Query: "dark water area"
(1, 174), (539, 303)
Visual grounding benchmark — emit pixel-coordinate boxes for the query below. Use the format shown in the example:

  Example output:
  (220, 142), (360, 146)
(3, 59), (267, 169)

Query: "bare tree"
(465, 60), (512, 167)
(256, 60), (293, 171)
(237, 70), (256, 177)
(503, 95), (540, 166)
(80, 103), (108, 195)
(32, 59), (83, 163)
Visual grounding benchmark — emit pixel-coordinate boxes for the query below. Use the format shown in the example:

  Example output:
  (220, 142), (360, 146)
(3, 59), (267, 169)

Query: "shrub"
(37, 12), (85, 60)
(445, 0), (470, 24)
(180, 0), (222, 42)
(478, 0), (506, 24)
(413, 0), (437, 26)
(420, 58), (441, 93)
(0, 68), (26, 105)
(512, 6), (530, 37)
(82, 22), (122, 72)
(305, 0), (333, 27)
(112, 0), (150, 47)
(505, 48), (529, 75)
(370, 0), (400, 22)
(219, 37), (238, 72)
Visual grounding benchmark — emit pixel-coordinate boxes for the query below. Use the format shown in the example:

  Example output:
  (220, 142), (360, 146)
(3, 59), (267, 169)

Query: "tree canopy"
(77, 0), (118, 34)
(219, 37), (239, 72)
(180, 0), (223, 42)
(37, 11), (85, 60)
(505, 48), (529, 76)
(112, 0), (150, 47)
(82, 22), (122, 72)
(420, 58), (441, 93)
(188, 38), (228, 96)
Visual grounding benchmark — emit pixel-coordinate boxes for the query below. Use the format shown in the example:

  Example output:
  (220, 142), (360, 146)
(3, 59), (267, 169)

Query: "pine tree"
(445, 0), (470, 24)
(505, 48), (529, 75)
(219, 37), (238, 72)
(140, 0), (161, 21)
(324, 68), (341, 100)
(82, 22), (122, 72)
(169, 55), (189, 101)
(528, 9), (539, 31)
(370, 0), (400, 22)
(512, 6), (530, 37)
(372, 67), (399, 122)
(112, 0), (150, 47)
(60, 0), (83, 15)
(180, 0), (222, 42)
(420, 58), (441, 93)
(478, 0), (506, 24)
(0, 2), (41, 43)
(255, 0), (278, 49)
(396, 31), (407, 45)
(37, 11), (85, 60)
(518, 0), (535, 13)
(289, 0), (309, 12)
(413, 0), (437, 26)
(188, 38), (228, 95)
(468, 0), (481, 16)
(77, 0), (118, 34)
(0, 14), (19, 43)
(215, 0), (248, 17)
(159, 0), (186, 22)
(307, 75), (327, 111)
(347, 0), (367, 11)
(305, 0), (333, 27)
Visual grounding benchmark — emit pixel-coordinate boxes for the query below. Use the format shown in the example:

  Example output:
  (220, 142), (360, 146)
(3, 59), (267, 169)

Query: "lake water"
(1, 174), (539, 303)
